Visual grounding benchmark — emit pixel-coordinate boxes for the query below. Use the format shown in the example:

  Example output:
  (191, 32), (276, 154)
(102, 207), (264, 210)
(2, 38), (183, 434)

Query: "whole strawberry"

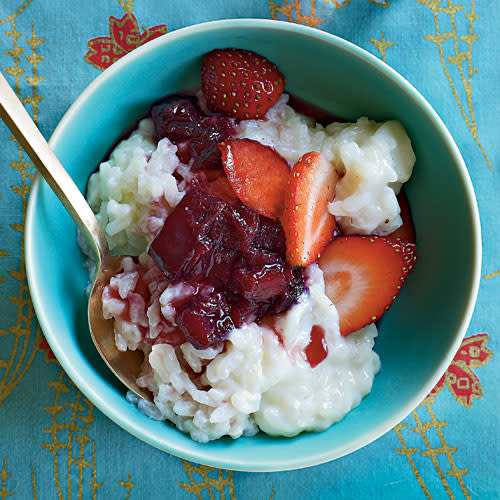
(201, 48), (286, 120)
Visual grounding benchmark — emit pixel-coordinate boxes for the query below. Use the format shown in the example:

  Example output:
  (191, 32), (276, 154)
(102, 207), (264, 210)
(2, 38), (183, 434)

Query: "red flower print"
(427, 333), (492, 407)
(39, 336), (57, 362)
(84, 13), (167, 70)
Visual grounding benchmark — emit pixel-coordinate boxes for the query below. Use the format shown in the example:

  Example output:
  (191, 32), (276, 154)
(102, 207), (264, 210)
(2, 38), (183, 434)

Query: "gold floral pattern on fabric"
(42, 369), (98, 500)
(117, 0), (135, 13)
(0, 0), (33, 24)
(394, 400), (471, 500)
(180, 461), (275, 500)
(269, 0), (323, 26)
(0, 15), (43, 406)
(393, 334), (492, 500)
(0, 196), (5, 285)
(483, 269), (500, 280)
(370, 31), (395, 62)
(180, 462), (237, 499)
(419, 0), (491, 170)
(0, 460), (13, 500)
(118, 473), (136, 499)
(40, 368), (137, 499)
(324, 0), (390, 8)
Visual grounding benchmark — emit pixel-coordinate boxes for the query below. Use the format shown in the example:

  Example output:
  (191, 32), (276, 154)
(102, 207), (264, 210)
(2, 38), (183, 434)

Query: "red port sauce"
(304, 325), (328, 368)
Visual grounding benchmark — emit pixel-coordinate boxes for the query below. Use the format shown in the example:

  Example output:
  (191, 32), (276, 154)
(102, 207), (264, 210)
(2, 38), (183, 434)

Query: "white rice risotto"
(87, 95), (416, 442)
(238, 95), (415, 235)
(103, 258), (380, 442)
(87, 118), (184, 256)
(153, 265), (379, 441)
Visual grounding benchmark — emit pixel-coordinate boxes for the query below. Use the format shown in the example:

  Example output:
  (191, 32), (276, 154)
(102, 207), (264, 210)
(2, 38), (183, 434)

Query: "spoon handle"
(0, 71), (109, 264)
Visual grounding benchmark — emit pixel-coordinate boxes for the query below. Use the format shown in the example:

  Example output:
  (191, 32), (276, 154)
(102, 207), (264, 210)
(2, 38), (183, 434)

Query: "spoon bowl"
(0, 71), (152, 401)
(88, 253), (151, 400)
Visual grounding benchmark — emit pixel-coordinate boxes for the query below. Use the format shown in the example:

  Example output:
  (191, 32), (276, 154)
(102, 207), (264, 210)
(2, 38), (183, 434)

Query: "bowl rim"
(25, 18), (482, 472)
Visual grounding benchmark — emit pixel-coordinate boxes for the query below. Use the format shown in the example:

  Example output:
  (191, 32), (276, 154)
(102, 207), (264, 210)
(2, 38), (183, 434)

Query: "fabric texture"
(0, 0), (498, 498)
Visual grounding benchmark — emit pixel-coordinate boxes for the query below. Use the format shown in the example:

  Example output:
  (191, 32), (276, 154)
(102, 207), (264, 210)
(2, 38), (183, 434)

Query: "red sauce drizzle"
(304, 325), (328, 368)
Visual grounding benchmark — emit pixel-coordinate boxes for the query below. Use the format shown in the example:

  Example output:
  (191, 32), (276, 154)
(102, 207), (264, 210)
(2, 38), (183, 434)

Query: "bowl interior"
(25, 20), (480, 471)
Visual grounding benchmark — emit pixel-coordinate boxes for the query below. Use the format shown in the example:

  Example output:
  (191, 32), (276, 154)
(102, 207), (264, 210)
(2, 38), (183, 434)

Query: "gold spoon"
(0, 72), (152, 401)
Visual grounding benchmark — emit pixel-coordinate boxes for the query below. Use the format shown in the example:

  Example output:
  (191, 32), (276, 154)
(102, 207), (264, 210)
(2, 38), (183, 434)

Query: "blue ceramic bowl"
(25, 19), (481, 471)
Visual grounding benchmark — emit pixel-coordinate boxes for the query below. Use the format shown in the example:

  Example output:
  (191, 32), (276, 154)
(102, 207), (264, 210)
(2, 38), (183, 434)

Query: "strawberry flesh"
(388, 191), (416, 243)
(219, 138), (290, 219)
(318, 236), (417, 335)
(283, 152), (338, 267)
(202, 172), (240, 206)
(201, 48), (285, 120)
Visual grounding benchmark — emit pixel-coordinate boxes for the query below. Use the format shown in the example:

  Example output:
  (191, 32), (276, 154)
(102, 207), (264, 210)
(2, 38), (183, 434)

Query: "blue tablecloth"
(1, 1), (498, 498)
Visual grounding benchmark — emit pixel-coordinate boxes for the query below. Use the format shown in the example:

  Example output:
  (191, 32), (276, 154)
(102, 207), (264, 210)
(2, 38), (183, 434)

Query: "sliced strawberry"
(388, 191), (416, 243)
(201, 48), (286, 120)
(205, 174), (239, 206)
(196, 169), (240, 206)
(318, 236), (417, 335)
(219, 138), (290, 219)
(282, 152), (338, 267)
